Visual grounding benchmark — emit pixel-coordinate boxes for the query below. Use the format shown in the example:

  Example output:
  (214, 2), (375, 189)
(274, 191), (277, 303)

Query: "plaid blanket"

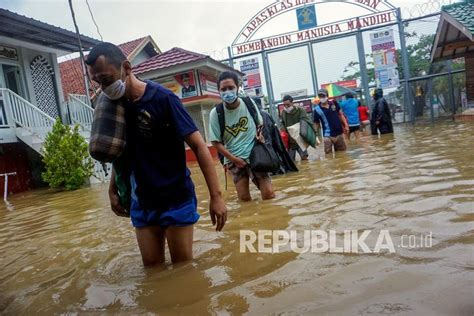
(89, 93), (127, 162)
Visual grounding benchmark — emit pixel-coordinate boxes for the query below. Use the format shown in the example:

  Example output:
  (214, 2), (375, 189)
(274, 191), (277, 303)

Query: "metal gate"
(213, 0), (465, 125)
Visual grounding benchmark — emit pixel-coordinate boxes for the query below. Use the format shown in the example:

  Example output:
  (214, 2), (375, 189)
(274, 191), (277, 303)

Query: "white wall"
(131, 49), (151, 67)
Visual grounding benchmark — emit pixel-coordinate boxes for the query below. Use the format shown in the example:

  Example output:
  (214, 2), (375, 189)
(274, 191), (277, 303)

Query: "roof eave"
(0, 9), (100, 53)
(126, 35), (162, 60)
(135, 56), (244, 80)
(134, 59), (203, 79)
(205, 57), (245, 76)
(431, 11), (474, 62)
(147, 36), (162, 54)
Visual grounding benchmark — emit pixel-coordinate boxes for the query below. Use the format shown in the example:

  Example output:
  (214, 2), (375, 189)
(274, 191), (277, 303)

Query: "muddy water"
(1, 121), (473, 315)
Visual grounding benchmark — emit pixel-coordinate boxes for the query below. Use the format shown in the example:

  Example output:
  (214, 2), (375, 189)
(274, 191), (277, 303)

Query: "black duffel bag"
(249, 140), (280, 173)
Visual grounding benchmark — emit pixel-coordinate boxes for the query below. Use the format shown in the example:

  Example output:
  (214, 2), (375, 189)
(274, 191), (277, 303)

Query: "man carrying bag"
(209, 71), (276, 202)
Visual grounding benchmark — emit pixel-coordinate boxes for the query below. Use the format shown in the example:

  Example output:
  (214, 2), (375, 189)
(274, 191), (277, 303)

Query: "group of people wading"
(87, 42), (393, 267)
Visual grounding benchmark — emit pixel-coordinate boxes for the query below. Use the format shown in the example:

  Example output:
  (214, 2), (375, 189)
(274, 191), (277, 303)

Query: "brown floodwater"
(1, 121), (473, 315)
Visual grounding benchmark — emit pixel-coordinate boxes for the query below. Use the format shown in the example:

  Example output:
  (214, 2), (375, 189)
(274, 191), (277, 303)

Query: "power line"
(85, 0), (103, 41)
(68, 0), (92, 105)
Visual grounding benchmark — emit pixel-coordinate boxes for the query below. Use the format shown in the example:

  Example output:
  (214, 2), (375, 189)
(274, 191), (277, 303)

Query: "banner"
(375, 68), (399, 89)
(158, 71), (198, 99)
(370, 29), (395, 51)
(370, 29), (399, 89)
(321, 80), (357, 89)
(199, 71), (219, 96)
(240, 58), (262, 96)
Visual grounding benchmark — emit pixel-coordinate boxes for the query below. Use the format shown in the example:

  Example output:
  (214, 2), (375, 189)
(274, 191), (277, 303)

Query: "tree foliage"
(42, 119), (93, 190)
(340, 31), (466, 110)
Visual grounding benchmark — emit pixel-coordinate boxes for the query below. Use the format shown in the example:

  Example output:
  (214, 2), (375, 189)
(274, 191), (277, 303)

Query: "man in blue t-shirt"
(340, 92), (361, 139)
(313, 88), (349, 154)
(86, 43), (226, 267)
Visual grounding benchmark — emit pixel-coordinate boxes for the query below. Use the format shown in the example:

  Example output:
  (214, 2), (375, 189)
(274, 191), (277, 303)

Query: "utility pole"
(356, 29), (371, 109)
(68, 0), (92, 106)
(397, 7), (413, 124)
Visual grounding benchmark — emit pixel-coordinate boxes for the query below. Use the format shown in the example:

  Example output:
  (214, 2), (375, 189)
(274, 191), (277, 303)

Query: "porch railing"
(0, 88), (110, 183)
(69, 94), (91, 106)
(68, 94), (94, 130)
(0, 88), (55, 140)
(66, 95), (111, 182)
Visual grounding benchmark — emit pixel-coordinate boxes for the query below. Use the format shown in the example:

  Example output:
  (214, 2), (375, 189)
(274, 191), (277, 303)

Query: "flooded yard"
(1, 121), (473, 315)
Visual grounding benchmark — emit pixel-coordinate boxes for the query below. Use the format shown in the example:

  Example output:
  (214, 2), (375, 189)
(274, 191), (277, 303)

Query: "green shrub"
(42, 118), (93, 190)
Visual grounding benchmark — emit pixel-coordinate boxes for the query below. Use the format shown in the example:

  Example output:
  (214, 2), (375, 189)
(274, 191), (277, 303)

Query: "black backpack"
(215, 97), (260, 165)
(216, 96), (260, 141)
(215, 98), (279, 173)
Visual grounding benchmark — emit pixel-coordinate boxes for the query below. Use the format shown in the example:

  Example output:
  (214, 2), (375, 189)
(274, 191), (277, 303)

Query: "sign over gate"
(231, 0), (397, 56)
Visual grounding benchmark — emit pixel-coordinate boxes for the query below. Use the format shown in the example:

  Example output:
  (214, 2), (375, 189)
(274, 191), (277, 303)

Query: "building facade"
(0, 9), (100, 194)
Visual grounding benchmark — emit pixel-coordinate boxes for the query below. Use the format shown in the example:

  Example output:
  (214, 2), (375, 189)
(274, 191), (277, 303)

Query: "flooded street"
(1, 121), (473, 315)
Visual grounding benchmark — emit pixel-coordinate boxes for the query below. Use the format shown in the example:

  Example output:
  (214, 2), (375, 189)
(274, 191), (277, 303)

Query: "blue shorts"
(129, 174), (200, 228)
(130, 196), (199, 228)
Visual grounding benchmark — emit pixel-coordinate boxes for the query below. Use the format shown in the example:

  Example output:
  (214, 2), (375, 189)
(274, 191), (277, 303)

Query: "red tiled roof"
(133, 47), (208, 75)
(59, 56), (100, 97)
(117, 36), (148, 58)
(60, 37), (148, 97)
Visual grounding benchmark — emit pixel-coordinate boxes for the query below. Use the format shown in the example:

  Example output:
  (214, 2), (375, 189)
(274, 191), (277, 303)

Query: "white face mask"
(103, 68), (126, 100)
(284, 106), (294, 113)
(320, 97), (328, 104)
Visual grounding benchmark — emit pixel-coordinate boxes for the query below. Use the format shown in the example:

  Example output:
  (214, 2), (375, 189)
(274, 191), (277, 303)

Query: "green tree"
(42, 119), (93, 190)
(340, 32), (466, 111)
(340, 34), (436, 82)
(341, 58), (375, 84)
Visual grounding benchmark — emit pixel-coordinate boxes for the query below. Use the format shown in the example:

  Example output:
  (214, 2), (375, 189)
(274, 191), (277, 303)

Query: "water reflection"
(0, 121), (473, 314)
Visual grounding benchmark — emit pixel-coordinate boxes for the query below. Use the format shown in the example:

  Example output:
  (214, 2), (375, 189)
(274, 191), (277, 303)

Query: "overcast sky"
(0, 0), (446, 99)
(1, 0), (437, 55)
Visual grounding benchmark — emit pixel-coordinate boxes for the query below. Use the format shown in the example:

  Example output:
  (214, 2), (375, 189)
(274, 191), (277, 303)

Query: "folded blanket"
(89, 93), (127, 162)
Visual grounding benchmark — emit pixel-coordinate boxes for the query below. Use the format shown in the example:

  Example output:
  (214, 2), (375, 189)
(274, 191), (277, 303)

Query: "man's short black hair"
(181, 73), (190, 80)
(85, 42), (126, 68)
(345, 92), (354, 99)
(282, 95), (293, 102)
(217, 71), (239, 89)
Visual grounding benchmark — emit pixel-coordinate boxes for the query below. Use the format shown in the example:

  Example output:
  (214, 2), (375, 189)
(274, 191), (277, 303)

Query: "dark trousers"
(288, 145), (308, 161)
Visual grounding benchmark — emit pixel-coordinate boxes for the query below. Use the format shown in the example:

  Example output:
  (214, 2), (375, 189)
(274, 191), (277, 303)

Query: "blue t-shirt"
(124, 81), (198, 211)
(340, 98), (360, 127)
(313, 102), (343, 137)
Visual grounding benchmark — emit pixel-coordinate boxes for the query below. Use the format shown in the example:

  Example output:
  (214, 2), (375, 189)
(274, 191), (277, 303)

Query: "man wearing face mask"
(280, 95), (309, 161)
(209, 71), (275, 201)
(86, 43), (227, 267)
(313, 88), (349, 154)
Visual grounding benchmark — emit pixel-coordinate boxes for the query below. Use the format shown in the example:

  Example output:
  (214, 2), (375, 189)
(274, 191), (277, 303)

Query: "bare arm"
(186, 131), (227, 231)
(211, 141), (247, 168)
(338, 110), (349, 133)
